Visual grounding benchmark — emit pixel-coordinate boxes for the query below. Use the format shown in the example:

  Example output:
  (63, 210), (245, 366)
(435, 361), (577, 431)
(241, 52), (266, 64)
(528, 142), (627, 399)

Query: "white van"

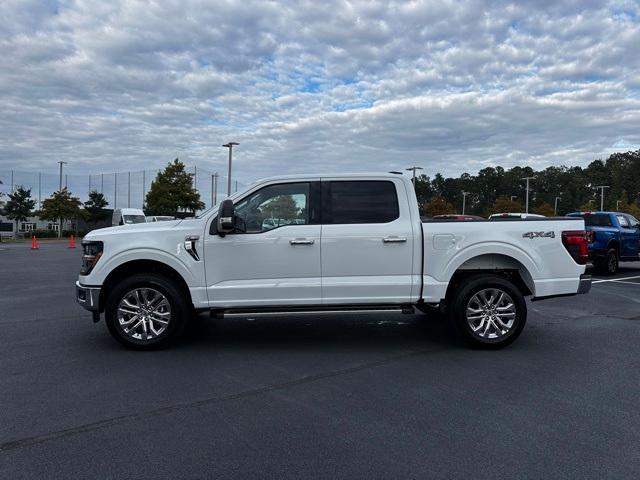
(112, 208), (146, 226)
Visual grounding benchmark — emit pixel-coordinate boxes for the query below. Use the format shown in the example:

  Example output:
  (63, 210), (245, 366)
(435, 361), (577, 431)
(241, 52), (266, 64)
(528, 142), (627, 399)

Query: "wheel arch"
(444, 253), (535, 303)
(99, 259), (193, 312)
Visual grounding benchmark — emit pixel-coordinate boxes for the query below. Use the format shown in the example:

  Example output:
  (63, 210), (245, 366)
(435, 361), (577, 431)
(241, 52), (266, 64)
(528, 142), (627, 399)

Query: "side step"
(213, 304), (416, 318)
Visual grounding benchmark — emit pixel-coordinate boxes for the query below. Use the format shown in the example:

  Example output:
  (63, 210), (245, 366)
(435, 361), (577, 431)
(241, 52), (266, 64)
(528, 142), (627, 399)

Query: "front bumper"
(76, 281), (101, 312)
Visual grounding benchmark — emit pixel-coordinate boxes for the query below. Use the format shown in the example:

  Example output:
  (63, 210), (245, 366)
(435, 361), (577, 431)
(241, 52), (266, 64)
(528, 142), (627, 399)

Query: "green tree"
(145, 159), (204, 215)
(83, 190), (109, 227)
(260, 194), (299, 220)
(4, 186), (36, 237)
(40, 189), (82, 237)
(491, 196), (522, 215)
(533, 202), (555, 217)
(423, 196), (454, 217)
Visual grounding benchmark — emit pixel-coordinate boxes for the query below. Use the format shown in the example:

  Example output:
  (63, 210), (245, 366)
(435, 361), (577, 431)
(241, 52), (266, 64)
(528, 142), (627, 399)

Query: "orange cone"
(31, 235), (39, 250)
(68, 234), (76, 249)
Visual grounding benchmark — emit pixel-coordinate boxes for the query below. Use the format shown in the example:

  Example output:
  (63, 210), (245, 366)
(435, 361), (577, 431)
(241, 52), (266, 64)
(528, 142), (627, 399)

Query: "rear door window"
(583, 215), (613, 227)
(617, 215), (629, 228)
(323, 181), (399, 224)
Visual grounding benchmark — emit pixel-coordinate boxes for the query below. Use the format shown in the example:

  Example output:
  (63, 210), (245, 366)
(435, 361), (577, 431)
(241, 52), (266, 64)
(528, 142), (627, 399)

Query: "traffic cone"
(31, 235), (39, 250)
(68, 234), (76, 249)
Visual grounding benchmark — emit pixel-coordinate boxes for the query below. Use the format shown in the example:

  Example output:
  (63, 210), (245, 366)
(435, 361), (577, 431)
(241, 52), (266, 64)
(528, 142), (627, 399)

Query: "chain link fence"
(0, 167), (250, 211)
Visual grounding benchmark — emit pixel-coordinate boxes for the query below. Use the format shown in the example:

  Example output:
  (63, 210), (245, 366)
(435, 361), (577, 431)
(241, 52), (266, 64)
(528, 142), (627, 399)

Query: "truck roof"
(253, 172), (407, 183)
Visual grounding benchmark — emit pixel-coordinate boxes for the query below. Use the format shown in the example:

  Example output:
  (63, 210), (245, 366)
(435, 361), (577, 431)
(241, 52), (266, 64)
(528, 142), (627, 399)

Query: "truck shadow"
(180, 312), (463, 351)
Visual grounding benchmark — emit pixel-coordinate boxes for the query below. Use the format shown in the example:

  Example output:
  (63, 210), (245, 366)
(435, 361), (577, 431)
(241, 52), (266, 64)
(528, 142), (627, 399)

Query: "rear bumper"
(577, 274), (592, 294)
(531, 274), (591, 302)
(76, 281), (101, 312)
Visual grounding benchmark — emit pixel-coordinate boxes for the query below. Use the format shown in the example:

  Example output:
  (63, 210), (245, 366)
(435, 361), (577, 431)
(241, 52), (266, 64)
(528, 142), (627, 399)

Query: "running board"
(214, 304), (416, 318)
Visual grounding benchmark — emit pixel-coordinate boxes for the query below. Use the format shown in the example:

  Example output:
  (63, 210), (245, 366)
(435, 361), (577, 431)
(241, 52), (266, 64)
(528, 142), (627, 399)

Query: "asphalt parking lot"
(1, 242), (640, 479)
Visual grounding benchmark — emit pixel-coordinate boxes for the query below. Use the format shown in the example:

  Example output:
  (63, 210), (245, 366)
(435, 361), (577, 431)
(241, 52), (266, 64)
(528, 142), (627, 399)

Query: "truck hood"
(84, 219), (200, 240)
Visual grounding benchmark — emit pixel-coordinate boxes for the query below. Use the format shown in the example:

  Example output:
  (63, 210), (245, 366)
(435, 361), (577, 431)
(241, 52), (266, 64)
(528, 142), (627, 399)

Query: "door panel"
(205, 225), (321, 307)
(320, 179), (416, 304)
(204, 180), (321, 308)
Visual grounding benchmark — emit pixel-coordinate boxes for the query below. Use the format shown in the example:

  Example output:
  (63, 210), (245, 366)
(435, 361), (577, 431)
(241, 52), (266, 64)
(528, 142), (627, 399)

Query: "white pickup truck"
(76, 173), (591, 349)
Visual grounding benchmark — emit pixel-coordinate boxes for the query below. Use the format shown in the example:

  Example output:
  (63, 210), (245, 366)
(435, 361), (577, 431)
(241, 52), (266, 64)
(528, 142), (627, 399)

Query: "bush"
(32, 229), (57, 238)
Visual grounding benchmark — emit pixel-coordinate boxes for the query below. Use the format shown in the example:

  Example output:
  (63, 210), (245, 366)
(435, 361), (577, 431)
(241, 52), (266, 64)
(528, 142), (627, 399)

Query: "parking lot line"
(592, 275), (640, 284)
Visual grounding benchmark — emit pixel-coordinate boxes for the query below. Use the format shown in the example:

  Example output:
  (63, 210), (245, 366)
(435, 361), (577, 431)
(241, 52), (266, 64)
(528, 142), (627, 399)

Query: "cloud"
(0, 0), (639, 187)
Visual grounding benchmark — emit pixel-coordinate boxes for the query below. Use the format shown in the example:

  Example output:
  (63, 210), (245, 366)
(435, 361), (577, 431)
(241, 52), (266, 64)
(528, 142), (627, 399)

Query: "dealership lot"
(1, 242), (640, 479)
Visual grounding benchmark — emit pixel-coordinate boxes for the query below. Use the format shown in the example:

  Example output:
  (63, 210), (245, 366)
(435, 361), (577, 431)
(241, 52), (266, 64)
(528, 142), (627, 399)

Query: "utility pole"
(10, 170), (14, 193)
(101, 173), (104, 194)
(521, 177), (535, 213)
(510, 195), (517, 202)
(616, 200), (621, 211)
(596, 185), (609, 211)
(57, 161), (67, 238)
(406, 166), (423, 186)
(554, 196), (561, 216)
(127, 171), (131, 208)
(461, 191), (469, 215)
(114, 173), (117, 208)
(222, 142), (239, 196)
(194, 165), (197, 192)
(38, 173), (41, 209)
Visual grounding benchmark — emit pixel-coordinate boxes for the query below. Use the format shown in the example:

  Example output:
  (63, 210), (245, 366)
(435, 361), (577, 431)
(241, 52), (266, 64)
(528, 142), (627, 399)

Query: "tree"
(83, 190), (109, 227)
(4, 186), (36, 237)
(260, 194), (299, 220)
(40, 189), (82, 237)
(491, 196), (522, 215)
(423, 196), (454, 217)
(533, 202), (555, 217)
(145, 159), (204, 215)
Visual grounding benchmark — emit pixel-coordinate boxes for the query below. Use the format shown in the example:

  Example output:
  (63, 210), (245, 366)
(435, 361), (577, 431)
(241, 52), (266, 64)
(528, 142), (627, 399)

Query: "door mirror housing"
(217, 199), (235, 235)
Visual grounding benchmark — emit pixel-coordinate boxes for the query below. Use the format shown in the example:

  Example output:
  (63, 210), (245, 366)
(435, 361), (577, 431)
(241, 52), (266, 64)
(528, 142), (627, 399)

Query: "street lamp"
(406, 166), (423, 186)
(521, 177), (535, 214)
(222, 142), (239, 197)
(554, 196), (561, 216)
(57, 161), (67, 238)
(595, 185), (609, 211)
(461, 191), (469, 215)
(616, 200), (621, 211)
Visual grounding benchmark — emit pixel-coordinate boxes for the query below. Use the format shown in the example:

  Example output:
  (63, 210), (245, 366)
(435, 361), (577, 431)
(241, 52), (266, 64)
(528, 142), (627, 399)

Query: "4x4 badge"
(522, 231), (555, 239)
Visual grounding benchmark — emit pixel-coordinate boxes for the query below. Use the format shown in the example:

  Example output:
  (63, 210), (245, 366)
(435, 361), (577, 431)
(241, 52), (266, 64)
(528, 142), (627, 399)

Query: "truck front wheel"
(449, 275), (527, 349)
(105, 273), (189, 350)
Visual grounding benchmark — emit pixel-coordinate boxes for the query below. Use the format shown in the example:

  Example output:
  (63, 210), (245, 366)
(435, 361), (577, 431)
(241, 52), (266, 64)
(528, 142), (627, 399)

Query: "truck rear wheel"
(449, 274), (527, 349)
(594, 248), (618, 275)
(105, 273), (189, 350)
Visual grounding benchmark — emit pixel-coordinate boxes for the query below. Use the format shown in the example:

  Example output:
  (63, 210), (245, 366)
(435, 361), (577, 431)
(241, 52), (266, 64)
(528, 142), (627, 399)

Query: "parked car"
(112, 208), (146, 226)
(146, 216), (175, 223)
(567, 211), (640, 274)
(77, 173), (590, 350)
(433, 214), (484, 221)
(489, 213), (545, 219)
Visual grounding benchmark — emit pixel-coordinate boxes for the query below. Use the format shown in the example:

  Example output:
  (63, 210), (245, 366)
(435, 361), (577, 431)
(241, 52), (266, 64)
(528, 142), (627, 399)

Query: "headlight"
(81, 241), (103, 275)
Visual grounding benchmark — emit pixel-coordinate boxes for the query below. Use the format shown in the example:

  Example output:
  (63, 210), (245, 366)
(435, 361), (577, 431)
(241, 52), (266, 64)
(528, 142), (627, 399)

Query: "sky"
(1, 0), (639, 185)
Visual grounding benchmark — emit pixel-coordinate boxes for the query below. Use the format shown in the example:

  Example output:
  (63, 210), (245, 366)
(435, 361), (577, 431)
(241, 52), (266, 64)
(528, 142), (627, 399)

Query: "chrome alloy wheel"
(465, 288), (516, 339)
(117, 288), (171, 341)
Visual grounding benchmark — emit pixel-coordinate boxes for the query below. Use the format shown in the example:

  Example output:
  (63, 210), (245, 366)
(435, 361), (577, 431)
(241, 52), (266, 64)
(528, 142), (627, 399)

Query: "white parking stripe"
(592, 275), (640, 284)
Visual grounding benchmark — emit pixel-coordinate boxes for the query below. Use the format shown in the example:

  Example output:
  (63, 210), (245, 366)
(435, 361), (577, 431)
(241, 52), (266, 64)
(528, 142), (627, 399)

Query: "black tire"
(594, 248), (618, 275)
(448, 274), (527, 349)
(105, 273), (190, 350)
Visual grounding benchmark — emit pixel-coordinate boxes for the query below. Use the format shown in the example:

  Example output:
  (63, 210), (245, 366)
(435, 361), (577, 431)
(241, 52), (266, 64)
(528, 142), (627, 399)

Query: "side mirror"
(217, 199), (235, 235)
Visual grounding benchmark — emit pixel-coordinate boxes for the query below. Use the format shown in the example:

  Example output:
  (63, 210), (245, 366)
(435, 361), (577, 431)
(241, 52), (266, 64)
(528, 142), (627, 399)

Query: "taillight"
(561, 230), (589, 265)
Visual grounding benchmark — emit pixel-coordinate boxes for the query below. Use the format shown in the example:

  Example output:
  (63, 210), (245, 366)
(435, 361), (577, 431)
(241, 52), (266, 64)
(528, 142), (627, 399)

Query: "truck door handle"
(290, 238), (315, 245)
(382, 236), (407, 243)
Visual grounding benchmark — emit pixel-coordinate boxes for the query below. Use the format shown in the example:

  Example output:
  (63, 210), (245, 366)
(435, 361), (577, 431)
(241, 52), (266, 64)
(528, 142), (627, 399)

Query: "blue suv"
(567, 212), (640, 274)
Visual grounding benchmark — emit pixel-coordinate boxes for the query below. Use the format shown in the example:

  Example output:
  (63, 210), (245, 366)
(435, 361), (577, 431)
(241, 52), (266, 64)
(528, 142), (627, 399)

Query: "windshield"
(123, 215), (147, 224)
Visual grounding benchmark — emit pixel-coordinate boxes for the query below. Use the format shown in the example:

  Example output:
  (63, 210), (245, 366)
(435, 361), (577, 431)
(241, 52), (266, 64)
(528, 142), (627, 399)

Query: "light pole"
(406, 166), (423, 186)
(596, 185), (609, 211)
(510, 196), (517, 202)
(554, 196), (561, 216)
(211, 172), (218, 206)
(521, 177), (535, 213)
(57, 161), (67, 238)
(222, 142), (239, 197)
(461, 191), (469, 215)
